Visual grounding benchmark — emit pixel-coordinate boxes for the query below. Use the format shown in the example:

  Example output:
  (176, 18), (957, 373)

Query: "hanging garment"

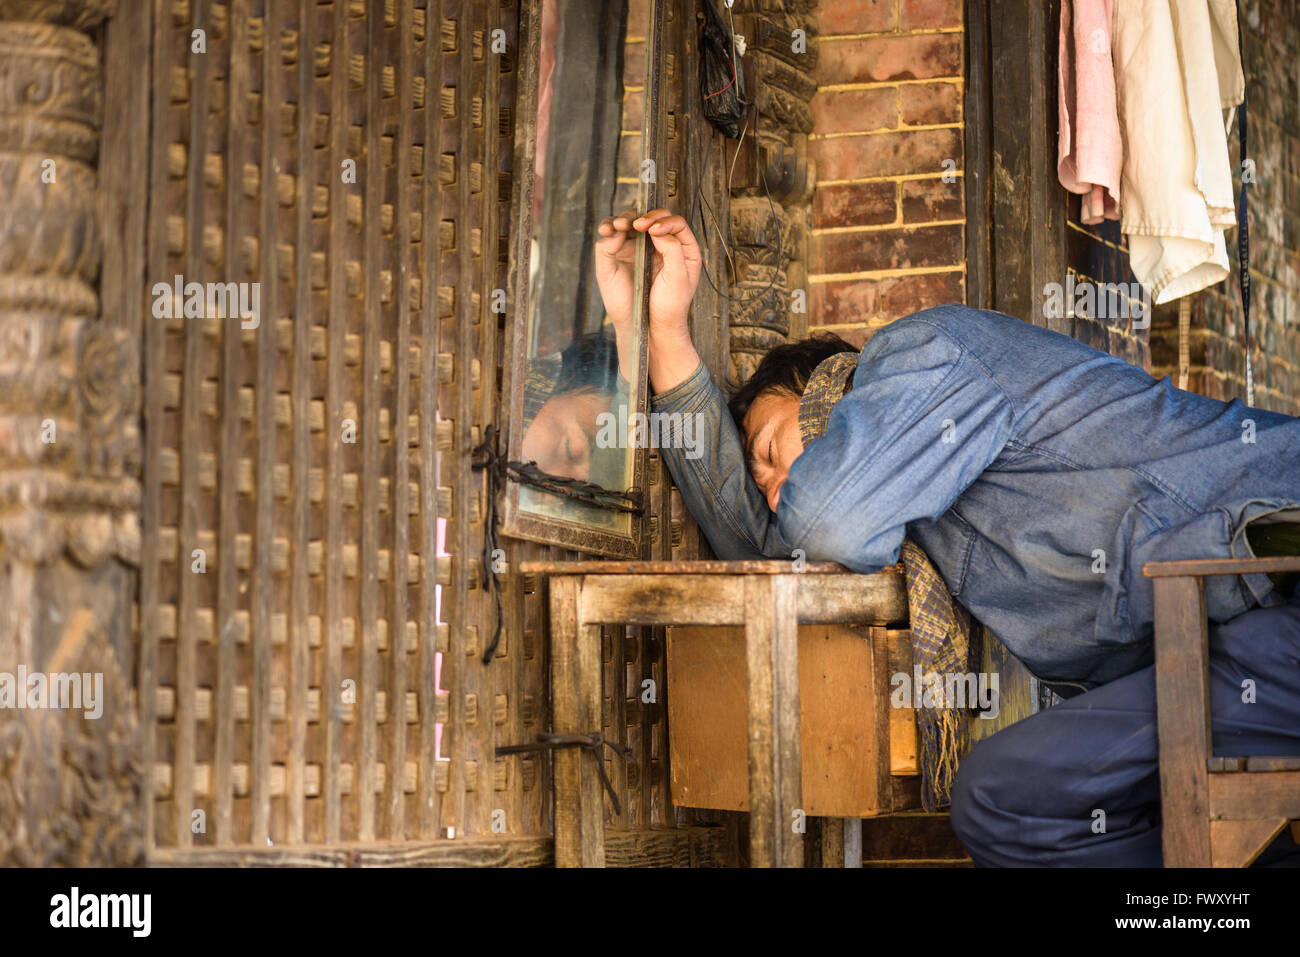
(1057, 0), (1121, 225)
(1112, 0), (1245, 303)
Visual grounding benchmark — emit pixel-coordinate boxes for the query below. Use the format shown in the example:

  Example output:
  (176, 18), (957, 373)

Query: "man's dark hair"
(727, 332), (859, 429)
(553, 329), (619, 397)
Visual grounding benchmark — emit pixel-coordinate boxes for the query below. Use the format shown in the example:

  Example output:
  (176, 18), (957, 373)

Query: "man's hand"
(593, 207), (704, 394)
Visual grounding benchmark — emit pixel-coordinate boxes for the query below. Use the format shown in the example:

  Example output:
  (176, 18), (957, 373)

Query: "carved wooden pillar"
(0, 0), (143, 865)
(725, 0), (818, 390)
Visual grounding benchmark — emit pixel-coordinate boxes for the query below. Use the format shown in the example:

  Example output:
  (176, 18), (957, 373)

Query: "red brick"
(899, 0), (964, 30)
(811, 87), (897, 134)
(814, 181), (897, 228)
(809, 127), (961, 180)
(809, 270), (965, 325)
(875, 271), (966, 315)
(809, 283), (879, 327)
(816, 0), (895, 35)
(901, 177), (964, 221)
(811, 224), (964, 274)
(816, 34), (962, 85)
(900, 81), (960, 125)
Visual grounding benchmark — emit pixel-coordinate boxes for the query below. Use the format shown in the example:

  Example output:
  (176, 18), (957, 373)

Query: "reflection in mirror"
(516, 0), (652, 540)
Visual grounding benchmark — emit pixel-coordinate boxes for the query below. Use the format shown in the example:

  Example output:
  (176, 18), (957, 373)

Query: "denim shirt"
(650, 304), (1300, 689)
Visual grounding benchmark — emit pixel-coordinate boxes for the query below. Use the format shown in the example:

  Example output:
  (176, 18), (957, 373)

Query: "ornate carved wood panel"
(0, 0), (145, 866)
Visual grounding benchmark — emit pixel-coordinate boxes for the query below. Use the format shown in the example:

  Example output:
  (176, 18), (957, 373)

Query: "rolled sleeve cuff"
(649, 360), (710, 414)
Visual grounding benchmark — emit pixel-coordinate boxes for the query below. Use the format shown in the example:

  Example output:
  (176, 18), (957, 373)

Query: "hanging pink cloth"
(1057, 0), (1121, 224)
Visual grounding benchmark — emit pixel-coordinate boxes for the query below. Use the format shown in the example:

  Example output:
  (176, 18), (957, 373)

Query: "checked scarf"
(796, 350), (981, 810)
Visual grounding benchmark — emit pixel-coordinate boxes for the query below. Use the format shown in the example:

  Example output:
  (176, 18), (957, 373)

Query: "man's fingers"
(645, 215), (702, 271)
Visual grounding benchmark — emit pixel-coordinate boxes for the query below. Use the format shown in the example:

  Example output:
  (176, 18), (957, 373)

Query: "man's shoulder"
(874, 303), (1117, 369)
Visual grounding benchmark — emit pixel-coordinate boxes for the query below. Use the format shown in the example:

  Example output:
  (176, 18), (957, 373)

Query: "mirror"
(503, 0), (657, 556)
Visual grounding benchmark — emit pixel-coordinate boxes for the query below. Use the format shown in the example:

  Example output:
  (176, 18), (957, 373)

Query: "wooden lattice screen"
(134, 0), (733, 862)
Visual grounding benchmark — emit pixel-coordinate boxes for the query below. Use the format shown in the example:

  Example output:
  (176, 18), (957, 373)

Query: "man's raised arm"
(596, 208), (793, 559)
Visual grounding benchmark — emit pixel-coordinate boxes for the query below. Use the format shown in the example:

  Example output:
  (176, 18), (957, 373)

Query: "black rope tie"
(470, 425), (645, 665)
(496, 731), (635, 815)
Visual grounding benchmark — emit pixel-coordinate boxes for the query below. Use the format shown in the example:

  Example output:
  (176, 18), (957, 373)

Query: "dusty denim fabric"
(650, 304), (1300, 689)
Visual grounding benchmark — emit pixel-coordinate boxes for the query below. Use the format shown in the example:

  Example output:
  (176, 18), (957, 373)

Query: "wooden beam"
(549, 577), (607, 867)
(1153, 576), (1212, 867)
(1209, 771), (1300, 821)
(963, 0), (993, 310)
(1143, 556), (1300, 578)
(744, 576), (803, 867)
(148, 826), (731, 868)
(574, 571), (907, 627)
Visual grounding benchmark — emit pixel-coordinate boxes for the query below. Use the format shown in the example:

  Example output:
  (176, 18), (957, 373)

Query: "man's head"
(727, 333), (858, 513)
(522, 330), (620, 480)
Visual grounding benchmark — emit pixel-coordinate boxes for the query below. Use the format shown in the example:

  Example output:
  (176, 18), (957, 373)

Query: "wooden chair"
(1144, 555), (1300, 867)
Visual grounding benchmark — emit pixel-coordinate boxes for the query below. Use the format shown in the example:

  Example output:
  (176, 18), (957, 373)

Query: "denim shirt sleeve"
(650, 360), (797, 559)
(776, 317), (1017, 573)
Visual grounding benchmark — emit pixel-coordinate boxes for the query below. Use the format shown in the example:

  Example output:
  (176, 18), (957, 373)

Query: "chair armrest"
(1143, 556), (1300, 578)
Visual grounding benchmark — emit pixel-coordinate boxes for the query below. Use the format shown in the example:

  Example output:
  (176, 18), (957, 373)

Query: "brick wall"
(1150, 0), (1300, 415)
(806, 0), (965, 348)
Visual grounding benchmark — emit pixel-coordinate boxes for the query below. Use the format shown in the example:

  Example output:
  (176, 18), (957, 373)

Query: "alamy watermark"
(1042, 276), (1150, 329)
(151, 274), (261, 329)
(595, 407), (703, 459)
(0, 666), (103, 719)
(890, 667), (999, 719)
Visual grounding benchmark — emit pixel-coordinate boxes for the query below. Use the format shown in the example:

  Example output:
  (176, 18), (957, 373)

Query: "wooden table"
(520, 560), (909, 868)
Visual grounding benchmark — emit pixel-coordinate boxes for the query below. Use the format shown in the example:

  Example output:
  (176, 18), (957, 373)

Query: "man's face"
(741, 389), (804, 513)
(521, 389), (610, 480)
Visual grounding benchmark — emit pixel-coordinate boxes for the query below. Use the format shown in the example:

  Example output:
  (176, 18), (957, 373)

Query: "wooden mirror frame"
(500, 0), (664, 557)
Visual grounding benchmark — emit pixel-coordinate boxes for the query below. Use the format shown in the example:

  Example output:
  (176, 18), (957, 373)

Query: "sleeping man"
(593, 207), (1300, 866)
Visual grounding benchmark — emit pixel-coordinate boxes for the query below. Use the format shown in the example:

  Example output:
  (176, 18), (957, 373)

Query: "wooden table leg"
(1153, 575), (1212, 867)
(744, 574), (803, 867)
(550, 575), (606, 867)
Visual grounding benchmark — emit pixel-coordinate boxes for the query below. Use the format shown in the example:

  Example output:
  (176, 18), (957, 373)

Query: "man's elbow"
(775, 504), (891, 574)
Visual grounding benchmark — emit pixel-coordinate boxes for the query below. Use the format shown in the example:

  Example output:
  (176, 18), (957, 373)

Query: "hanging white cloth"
(1112, 0), (1245, 304)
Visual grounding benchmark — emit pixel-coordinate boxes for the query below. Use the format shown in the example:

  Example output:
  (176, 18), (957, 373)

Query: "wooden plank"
(576, 571), (907, 626)
(962, 0), (992, 311)
(288, 0), (319, 847)
(887, 628), (919, 776)
(175, 0), (217, 848)
(867, 626), (893, 810)
(1209, 755), (1300, 772)
(475, 0), (508, 841)
(989, 0), (1065, 330)
(574, 588), (607, 866)
(134, 0), (164, 855)
(416, 0), (446, 842)
(549, 576), (584, 865)
(820, 817), (844, 868)
(1153, 575), (1212, 867)
(215, 0), (254, 845)
(1143, 556), (1300, 578)
(796, 573), (908, 624)
(323, 0), (350, 843)
(149, 826), (730, 868)
(667, 623), (884, 816)
(249, 0), (285, 848)
(357, 0), (385, 843)
(744, 575), (802, 867)
(1210, 819), (1289, 868)
(1208, 771), (1300, 821)
(387, 0), (416, 841)
(580, 575), (747, 625)
(520, 559), (862, 574)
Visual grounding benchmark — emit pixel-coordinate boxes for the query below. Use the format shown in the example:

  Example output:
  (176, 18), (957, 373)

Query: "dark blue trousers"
(950, 588), (1300, 866)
